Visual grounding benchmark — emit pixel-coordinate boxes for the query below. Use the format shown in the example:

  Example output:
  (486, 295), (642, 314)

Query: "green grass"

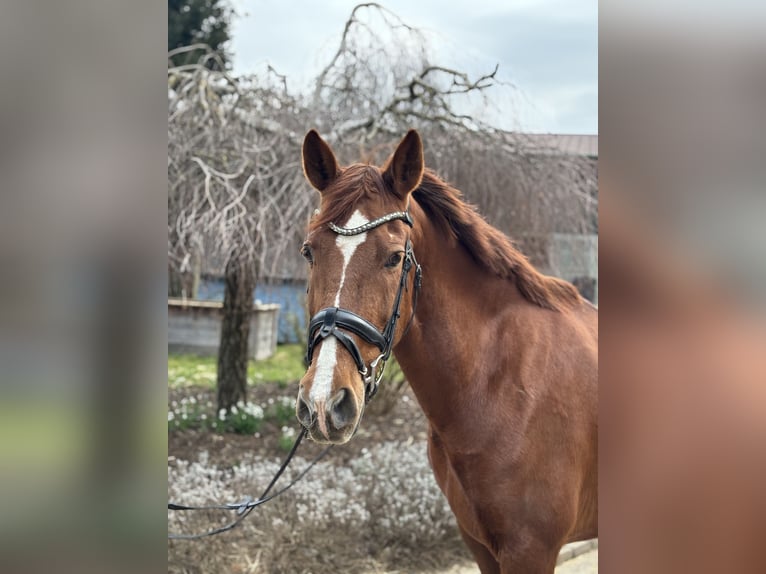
(168, 344), (305, 389)
(249, 345), (306, 386)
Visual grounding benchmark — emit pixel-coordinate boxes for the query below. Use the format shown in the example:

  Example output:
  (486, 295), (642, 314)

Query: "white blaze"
(309, 210), (369, 403)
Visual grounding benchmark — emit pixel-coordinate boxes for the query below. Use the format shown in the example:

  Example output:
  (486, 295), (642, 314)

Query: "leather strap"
(308, 307), (387, 353)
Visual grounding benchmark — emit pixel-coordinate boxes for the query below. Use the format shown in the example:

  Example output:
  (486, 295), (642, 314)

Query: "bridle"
(305, 210), (422, 403)
(305, 209), (422, 403)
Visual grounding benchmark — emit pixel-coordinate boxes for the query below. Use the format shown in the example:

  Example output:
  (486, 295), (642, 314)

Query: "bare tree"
(310, 3), (501, 146)
(168, 48), (313, 410)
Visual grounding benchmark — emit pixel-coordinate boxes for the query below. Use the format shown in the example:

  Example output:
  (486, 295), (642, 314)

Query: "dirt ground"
(168, 382), (430, 469)
(433, 544), (598, 574)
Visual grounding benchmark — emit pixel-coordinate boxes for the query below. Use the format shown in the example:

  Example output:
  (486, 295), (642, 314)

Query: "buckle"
(364, 353), (387, 402)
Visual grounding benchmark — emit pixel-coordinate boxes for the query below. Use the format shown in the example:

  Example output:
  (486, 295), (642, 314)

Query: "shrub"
(169, 394), (295, 435)
(214, 402), (265, 434)
(266, 396), (297, 427)
(168, 394), (213, 431)
(277, 425), (298, 452)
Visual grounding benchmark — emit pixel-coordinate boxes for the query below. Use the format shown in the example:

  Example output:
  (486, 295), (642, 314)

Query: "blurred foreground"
(599, 5), (766, 573)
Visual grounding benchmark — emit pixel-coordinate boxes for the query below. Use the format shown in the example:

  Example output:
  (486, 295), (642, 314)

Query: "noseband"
(305, 210), (422, 403)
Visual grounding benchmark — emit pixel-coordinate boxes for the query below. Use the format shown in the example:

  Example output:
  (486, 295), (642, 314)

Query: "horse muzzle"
(296, 385), (361, 444)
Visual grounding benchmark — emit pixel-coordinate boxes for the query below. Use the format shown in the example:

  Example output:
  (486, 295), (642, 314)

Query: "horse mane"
(414, 170), (582, 312)
(310, 165), (581, 312)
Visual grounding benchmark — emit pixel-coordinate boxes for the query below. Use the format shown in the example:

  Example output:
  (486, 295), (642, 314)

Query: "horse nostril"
(328, 388), (357, 429)
(296, 393), (314, 428)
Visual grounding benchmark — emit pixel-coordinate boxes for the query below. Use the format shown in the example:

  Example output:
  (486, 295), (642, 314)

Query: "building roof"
(521, 133), (598, 158)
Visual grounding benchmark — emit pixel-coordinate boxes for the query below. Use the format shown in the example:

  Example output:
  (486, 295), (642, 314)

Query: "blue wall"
(197, 279), (307, 344)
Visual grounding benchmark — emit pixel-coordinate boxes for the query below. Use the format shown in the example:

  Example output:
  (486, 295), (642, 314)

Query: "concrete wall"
(168, 299), (280, 360)
(517, 233), (598, 303)
(548, 233), (598, 303)
(196, 280), (307, 344)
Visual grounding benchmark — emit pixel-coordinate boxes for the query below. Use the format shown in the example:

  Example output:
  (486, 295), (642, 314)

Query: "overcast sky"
(229, 0), (597, 134)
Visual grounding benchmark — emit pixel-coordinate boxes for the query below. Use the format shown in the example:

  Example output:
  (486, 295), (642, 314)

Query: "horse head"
(296, 129), (424, 444)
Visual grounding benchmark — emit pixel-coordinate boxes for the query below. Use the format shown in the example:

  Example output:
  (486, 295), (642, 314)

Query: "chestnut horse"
(295, 129), (598, 573)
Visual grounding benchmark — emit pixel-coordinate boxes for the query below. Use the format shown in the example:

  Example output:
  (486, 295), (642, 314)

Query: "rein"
(168, 428), (333, 540)
(305, 209), (422, 402)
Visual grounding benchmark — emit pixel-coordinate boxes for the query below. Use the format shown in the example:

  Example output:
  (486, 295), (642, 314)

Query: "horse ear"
(302, 129), (339, 193)
(383, 129), (424, 199)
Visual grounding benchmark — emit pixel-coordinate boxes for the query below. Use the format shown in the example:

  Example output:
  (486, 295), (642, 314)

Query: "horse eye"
(385, 252), (403, 268)
(301, 244), (314, 265)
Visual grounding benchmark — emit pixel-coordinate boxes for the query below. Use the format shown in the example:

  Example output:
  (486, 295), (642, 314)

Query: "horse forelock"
(309, 164), (402, 233)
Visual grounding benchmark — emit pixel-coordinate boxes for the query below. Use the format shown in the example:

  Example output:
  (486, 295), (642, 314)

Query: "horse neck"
(393, 208), (529, 435)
